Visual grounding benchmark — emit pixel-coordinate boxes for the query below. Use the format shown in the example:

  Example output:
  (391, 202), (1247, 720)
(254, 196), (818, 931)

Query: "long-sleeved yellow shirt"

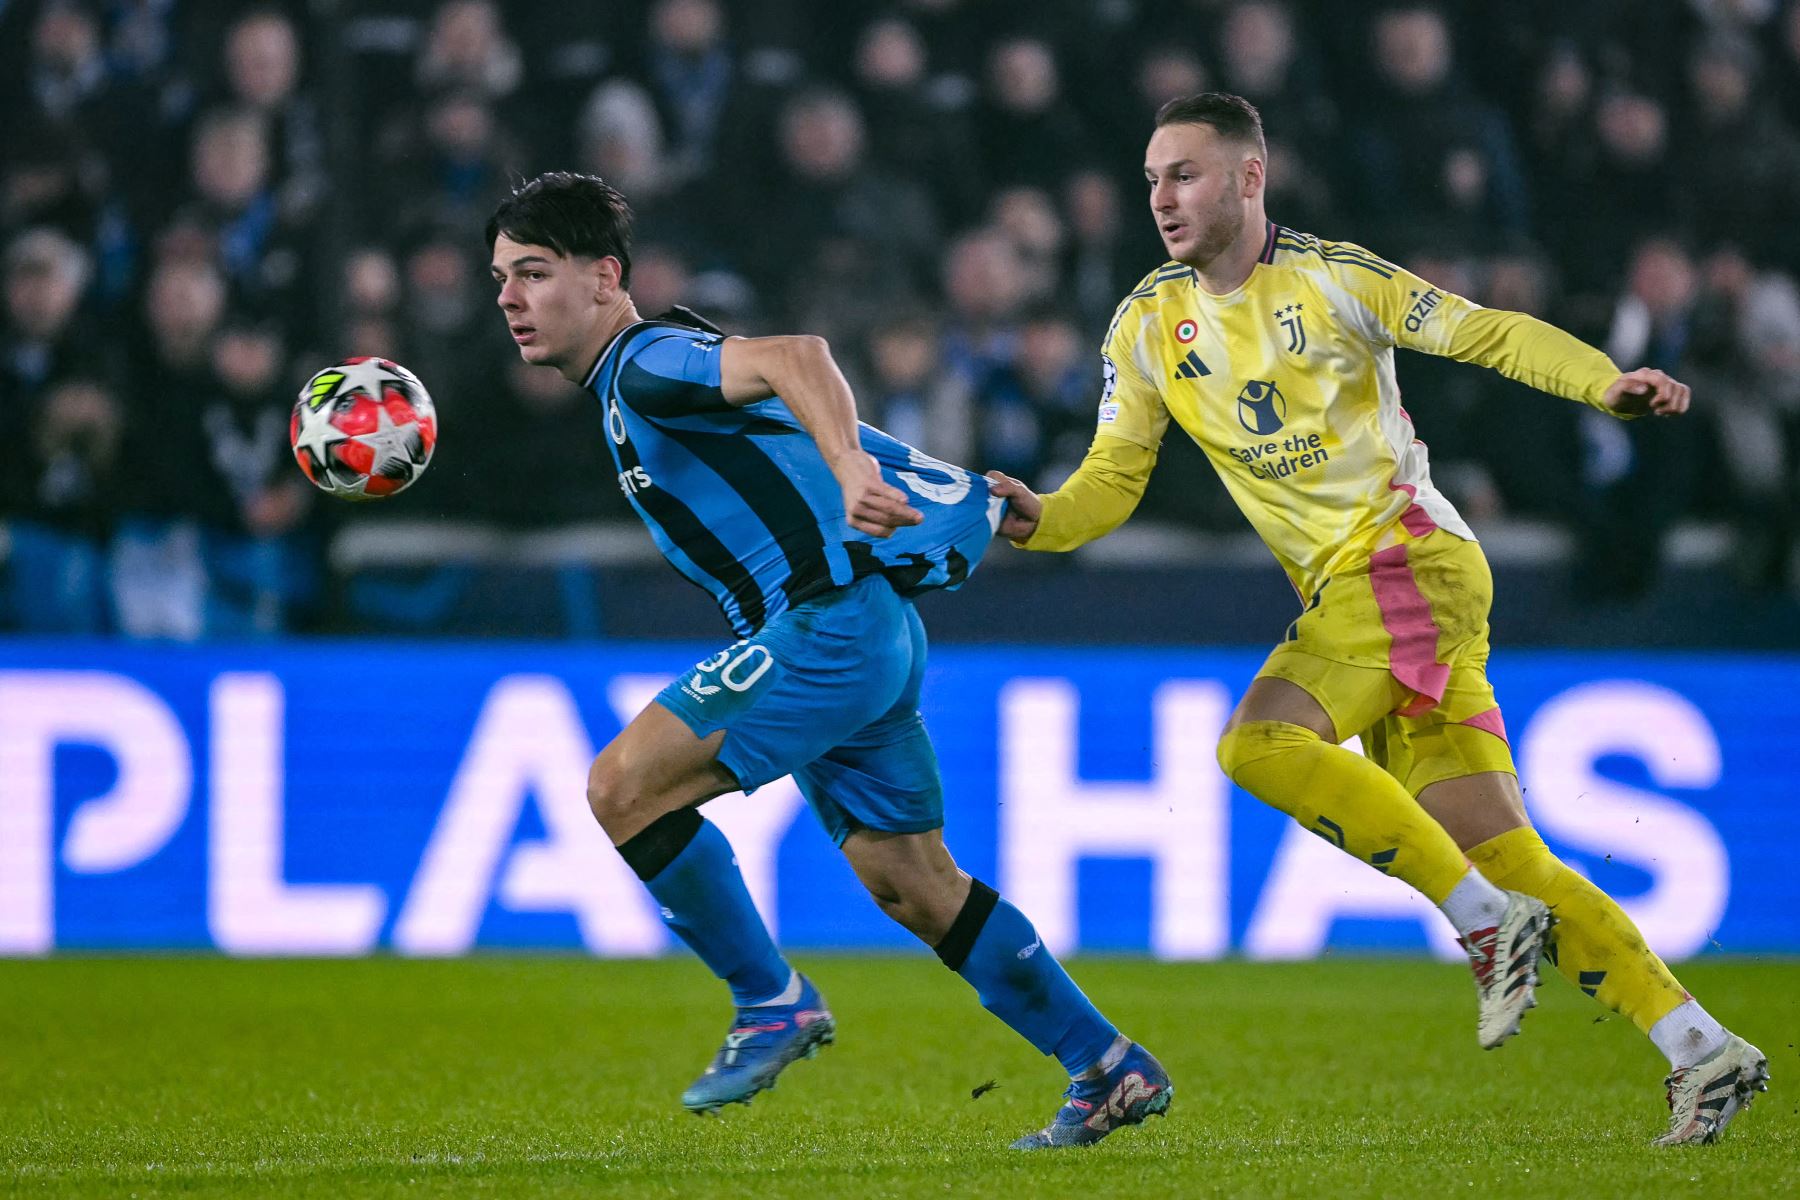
(1022, 224), (1623, 599)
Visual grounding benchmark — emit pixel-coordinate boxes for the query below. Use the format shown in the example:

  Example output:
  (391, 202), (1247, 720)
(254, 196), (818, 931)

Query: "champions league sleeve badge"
(1098, 354), (1119, 424)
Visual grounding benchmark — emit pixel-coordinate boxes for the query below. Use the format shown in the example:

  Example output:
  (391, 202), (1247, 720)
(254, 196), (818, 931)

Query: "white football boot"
(1655, 1033), (1770, 1146)
(1460, 891), (1552, 1049)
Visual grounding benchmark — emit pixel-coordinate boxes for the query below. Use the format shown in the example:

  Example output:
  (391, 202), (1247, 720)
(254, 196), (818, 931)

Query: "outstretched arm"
(986, 435), (1159, 551)
(1443, 308), (1690, 419)
(1339, 250), (1694, 421)
(719, 334), (921, 537)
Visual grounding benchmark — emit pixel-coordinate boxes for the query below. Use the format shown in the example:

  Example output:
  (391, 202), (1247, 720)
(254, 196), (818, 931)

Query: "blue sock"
(619, 810), (790, 1006)
(935, 879), (1119, 1076)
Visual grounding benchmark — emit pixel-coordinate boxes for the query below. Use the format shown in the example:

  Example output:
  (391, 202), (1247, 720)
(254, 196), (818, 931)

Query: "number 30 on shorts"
(689, 643), (775, 697)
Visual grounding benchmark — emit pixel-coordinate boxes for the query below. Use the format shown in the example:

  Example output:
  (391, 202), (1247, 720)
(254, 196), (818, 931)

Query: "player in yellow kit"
(985, 93), (1768, 1145)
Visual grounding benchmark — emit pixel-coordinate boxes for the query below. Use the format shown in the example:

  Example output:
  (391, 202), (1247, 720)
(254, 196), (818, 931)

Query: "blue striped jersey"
(585, 312), (1004, 636)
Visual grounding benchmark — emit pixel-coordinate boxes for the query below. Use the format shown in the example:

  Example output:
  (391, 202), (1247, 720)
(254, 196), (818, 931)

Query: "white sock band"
(1649, 999), (1727, 1070)
(1439, 868), (1509, 938)
(747, 968), (802, 1008)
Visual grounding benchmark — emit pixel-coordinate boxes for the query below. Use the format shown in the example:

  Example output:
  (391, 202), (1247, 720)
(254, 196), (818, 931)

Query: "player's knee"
(1214, 722), (1257, 782)
(585, 752), (639, 831)
(855, 865), (943, 939)
(1215, 719), (1313, 784)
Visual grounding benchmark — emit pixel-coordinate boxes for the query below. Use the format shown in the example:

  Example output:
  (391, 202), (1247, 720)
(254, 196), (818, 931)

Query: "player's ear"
(1241, 154), (1265, 199)
(595, 255), (624, 299)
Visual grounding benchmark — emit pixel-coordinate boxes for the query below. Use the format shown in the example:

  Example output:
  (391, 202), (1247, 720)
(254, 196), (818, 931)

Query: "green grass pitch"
(3, 956), (1795, 1197)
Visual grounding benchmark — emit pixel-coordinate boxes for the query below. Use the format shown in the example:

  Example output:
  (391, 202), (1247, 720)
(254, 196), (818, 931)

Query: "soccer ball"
(290, 357), (438, 500)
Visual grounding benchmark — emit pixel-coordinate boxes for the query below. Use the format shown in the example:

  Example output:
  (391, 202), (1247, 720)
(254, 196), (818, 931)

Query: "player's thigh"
(797, 718), (945, 846)
(1236, 644), (1405, 745)
(660, 577), (914, 795)
(1415, 769), (1529, 851)
(1237, 531), (1493, 746)
(589, 701), (740, 841)
(1392, 659), (1524, 847)
(794, 600), (945, 847)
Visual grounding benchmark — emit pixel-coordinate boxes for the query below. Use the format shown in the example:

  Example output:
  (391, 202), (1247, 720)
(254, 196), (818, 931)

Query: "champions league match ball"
(290, 357), (437, 500)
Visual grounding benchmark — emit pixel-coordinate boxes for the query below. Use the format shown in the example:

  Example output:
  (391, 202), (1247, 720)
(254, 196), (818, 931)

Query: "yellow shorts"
(1256, 528), (1516, 796)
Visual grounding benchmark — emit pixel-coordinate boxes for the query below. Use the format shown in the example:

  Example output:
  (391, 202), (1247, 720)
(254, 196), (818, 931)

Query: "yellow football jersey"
(1031, 223), (1623, 598)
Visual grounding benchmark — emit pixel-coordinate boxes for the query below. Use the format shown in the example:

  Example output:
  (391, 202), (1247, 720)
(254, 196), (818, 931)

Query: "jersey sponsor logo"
(617, 465), (653, 495)
(1174, 318), (1198, 343)
(1403, 288), (1443, 333)
(1275, 303), (1307, 354)
(1236, 379), (1287, 434)
(1228, 429), (1330, 479)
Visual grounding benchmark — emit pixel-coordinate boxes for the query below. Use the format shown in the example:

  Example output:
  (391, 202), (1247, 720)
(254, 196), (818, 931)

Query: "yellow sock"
(1217, 720), (1470, 904)
(1467, 826), (1688, 1034)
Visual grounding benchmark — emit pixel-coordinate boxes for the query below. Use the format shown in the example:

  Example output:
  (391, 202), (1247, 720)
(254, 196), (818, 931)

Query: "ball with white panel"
(291, 357), (438, 500)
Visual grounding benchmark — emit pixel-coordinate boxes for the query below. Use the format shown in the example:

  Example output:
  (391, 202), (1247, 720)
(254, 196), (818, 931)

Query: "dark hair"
(1153, 92), (1267, 159)
(485, 171), (634, 287)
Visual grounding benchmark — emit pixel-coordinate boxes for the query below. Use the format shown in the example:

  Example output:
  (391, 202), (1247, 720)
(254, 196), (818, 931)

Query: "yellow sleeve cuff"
(1016, 435), (1159, 552)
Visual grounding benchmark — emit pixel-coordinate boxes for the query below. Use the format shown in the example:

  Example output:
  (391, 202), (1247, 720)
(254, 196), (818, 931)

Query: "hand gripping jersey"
(586, 309), (1004, 636)
(1035, 224), (1621, 599)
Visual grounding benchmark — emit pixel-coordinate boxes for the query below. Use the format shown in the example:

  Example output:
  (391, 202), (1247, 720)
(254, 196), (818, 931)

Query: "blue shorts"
(656, 574), (943, 846)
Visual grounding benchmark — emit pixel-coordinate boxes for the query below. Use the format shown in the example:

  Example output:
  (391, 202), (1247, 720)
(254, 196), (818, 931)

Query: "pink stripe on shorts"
(1369, 542), (1449, 717)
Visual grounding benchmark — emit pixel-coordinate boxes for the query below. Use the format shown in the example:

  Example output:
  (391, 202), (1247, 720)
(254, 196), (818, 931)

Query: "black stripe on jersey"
(1319, 246), (1395, 275)
(1108, 261), (1195, 343)
(653, 424), (837, 611)
(944, 546), (971, 587)
(619, 436), (767, 633)
(599, 343), (767, 634)
(618, 344), (734, 419)
(1123, 266), (1163, 296)
(1277, 242), (1396, 278)
(1274, 233), (1396, 277)
(846, 541), (936, 594)
(1119, 262), (1183, 302)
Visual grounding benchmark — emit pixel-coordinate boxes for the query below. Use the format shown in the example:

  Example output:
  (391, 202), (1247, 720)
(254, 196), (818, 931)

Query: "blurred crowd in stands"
(4, 0), (1800, 638)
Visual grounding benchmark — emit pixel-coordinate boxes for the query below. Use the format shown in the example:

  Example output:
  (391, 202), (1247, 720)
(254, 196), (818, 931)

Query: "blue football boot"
(681, 974), (836, 1113)
(1011, 1041), (1173, 1149)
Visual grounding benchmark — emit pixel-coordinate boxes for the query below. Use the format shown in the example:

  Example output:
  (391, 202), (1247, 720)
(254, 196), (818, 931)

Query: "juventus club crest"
(1275, 303), (1307, 354)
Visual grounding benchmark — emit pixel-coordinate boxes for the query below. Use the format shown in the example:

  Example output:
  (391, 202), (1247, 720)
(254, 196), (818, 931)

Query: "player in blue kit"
(486, 172), (1171, 1149)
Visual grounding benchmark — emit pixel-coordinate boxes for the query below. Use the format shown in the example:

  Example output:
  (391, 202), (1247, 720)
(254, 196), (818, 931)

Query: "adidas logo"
(1174, 350), (1210, 379)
